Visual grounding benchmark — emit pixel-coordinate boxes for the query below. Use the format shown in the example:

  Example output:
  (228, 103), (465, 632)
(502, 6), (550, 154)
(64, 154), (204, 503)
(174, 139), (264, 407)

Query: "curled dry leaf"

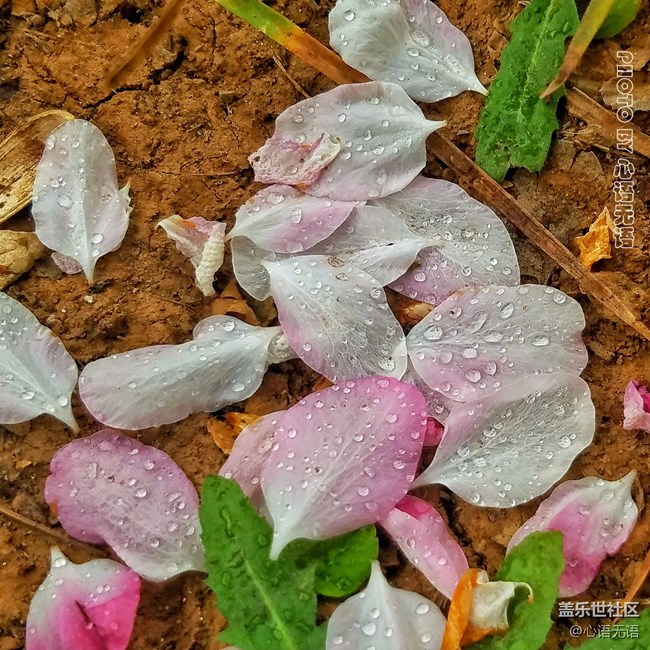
(25, 548), (140, 650)
(0, 230), (44, 289)
(507, 472), (639, 596)
(211, 278), (258, 326)
(158, 215), (226, 296)
(45, 429), (205, 581)
(32, 119), (131, 282)
(0, 291), (78, 430)
(329, 0), (486, 102)
(623, 379), (650, 433)
(574, 207), (614, 271)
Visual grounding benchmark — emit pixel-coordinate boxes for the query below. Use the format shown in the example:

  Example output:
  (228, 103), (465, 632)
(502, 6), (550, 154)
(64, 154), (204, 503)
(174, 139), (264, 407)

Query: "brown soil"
(0, 0), (649, 648)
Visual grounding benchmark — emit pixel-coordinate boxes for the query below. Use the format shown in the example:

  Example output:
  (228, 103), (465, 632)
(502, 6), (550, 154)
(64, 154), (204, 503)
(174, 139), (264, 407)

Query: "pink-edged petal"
(424, 418), (444, 447)
(372, 177), (519, 305)
(414, 374), (596, 507)
(32, 119), (131, 282)
(79, 316), (281, 429)
(261, 377), (427, 557)
(219, 411), (283, 510)
(228, 185), (356, 254)
(408, 284), (588, 402)
(25, 548), (140, 650)
(380, 496), (468, 598)
(45, 429), (205, 581)
(266, 255), (407, 382)
(507, 472), (639, 597)
(0, 291), (78, 430)
(249, 82), (443, 201)
(326, 561), (446, 650)
(158, 215), (226, 296)
(330, 0), (486, 102)
(623, 379), (650, 433)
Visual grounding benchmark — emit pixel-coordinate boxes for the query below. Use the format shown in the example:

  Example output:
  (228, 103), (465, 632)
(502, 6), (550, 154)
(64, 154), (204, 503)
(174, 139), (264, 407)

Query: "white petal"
(469, 571), (532, 631)
(0, 292), (78, 430)
(230, 236), (276, 301)
(32, 119), (131, 282)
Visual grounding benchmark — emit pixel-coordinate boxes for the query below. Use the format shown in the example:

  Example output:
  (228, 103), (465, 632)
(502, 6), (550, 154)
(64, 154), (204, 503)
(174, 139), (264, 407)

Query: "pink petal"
(261, 377), (427, 557)
(380, 496), (468, 598)
(51, 252), (83, 275)
(45, 429), (205, 581)
(407, 284), (588, 402)
(228, 185), (356, 254)
(249, 82), (443, 201)
(424, 418), (444, 447)
(507, 472), (638, 597)
(158, 216), (226, 296)
(265, 255), (408, 382)
(326, 561), (446, 650)
(26, 548), (140, 650)
(623, 379), (650, 433)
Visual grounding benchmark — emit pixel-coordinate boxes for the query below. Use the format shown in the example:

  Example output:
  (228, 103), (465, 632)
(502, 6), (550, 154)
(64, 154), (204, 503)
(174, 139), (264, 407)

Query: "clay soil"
(0, 0), (649, 648)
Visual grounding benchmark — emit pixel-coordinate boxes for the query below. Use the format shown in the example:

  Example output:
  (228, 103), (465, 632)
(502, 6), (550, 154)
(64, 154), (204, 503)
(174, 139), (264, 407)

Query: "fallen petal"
(414, 374), (596, 507)
(623, 379), (650, 433)
(380, 495), (468, 598)
(402, 364), (455, 425)
(45, 430), (205, 581)
(326, 561), (446, 649)
(158, 215), (226, 296)
(25, 548), (140, 650)
(0, 291), (78, 430)
(266, 255), (408, 382)
(261, 377), (427, 557)
(330, 0), (486, 102)
(230, 236), (277, 301)
(32, 119), (131, 282)
(507, 472), (638, 597)
(79, 316), (281, 429)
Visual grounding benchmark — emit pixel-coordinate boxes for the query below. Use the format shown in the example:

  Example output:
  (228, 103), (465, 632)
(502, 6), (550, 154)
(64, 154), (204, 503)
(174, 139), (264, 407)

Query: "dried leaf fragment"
(575, 207), (614, 271)
(0, 231), (44, 289)
(207, 412), (260, 454)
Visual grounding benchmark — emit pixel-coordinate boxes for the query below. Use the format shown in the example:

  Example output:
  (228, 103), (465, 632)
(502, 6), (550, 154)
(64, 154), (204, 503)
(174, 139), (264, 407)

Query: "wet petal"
(249, 82), (443, 201)
(79, 316), (281, 429)
(330, 0), (486, 102)
(623, 379), (650, 433)
(230, 236), (276, 301)
(158, 215), (226, 296)
(372, 176), (519, 305)
(414, 374), (596, 507)
(380, 495), (468, 598)
(507, 472), (638, 596)
(45, 430), (205, 581)
(0, 292), (78, 430)
(32, 119), (131, 282)
(26, 548), (140, 650)
(407, 284), (588, 402)
(266, 255), (407, 382)
(228, 185), (356, 254)
(402, 363), (455, 425)
(326, 561), (446, 650)
(261, 377), (427, 557)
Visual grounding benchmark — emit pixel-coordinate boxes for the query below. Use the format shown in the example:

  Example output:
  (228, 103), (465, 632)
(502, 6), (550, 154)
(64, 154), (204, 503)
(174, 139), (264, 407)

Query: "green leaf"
(475, 0), (579, 182)
(468, 531), (565, 650)
(199, 475), (325, 650)
(596, 0), (642, 39)
(568, 610), (650, 649)
(287, 525), (378, 597)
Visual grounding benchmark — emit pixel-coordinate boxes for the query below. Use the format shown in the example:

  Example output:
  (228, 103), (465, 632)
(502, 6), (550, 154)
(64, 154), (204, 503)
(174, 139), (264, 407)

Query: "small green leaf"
(568, 609), (650, 649)
(199, 475), (325, 650)
(287, 525), (378, 597)
(468, 531), (565, 650)
(596, 0), (642, 39)
(475, 0), (579, 182)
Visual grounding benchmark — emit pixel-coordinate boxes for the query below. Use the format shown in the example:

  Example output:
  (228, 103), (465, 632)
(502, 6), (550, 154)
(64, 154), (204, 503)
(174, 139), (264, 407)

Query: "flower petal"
(0, 292), (78, 430)
(326, 561), (446, 650)
(45, 430), (205, 581)
(402, 364), (455, 425)
(407, 284), (588, 402)
(261, 377), (427, 557)
(230, 236), (276, 301)
(623, 379), (650, 433)
(25, 548), (140, 650)
(330, 0), (486, 102)
(79, 316), (281, 429)
(507, 472), (638, 597)
(266, 255), (407, 382)
(380, 496), (468, 598)
(228, 185), (356, 254)
(158, 215), (226, 296)
(32, 119), (131, 282)
(414, 374), (596, 507)
(371, 176), (519, 305)
(249, 82), (443, 201)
